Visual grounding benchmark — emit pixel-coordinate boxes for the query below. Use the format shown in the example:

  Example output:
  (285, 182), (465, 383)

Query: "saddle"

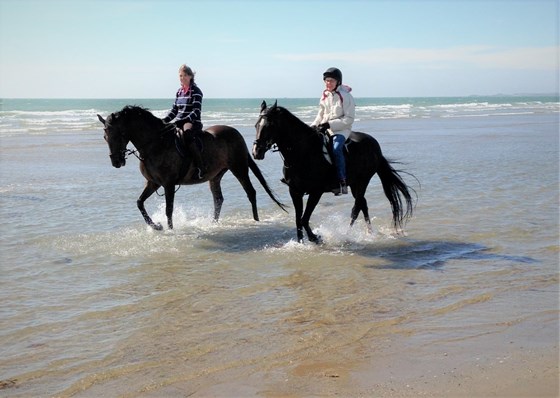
(174, 128), (203, 158)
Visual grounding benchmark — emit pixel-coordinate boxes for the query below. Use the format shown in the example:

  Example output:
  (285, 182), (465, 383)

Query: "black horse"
(98, 105), (286, 230)
(252, 101), (415, 243)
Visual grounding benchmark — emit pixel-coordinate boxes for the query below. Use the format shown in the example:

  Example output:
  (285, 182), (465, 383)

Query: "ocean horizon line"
(2, 96), (558, 133)
(1, 93), (559, 101)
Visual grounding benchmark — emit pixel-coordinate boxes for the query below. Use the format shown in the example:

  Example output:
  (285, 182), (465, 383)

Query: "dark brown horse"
(252, 101), (415, 244)
(98, 105), (286, 230)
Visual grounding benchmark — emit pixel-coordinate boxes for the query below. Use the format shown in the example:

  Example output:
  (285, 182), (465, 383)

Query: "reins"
(125, 148), (142, 161)
(256, 110), (314, 170)
(121, 122), (175, 162)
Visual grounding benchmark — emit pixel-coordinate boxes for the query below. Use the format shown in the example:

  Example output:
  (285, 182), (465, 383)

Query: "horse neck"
(275, 117), (319, 161)
(126, 117), (164, 154)
(278, 114), (315, 149)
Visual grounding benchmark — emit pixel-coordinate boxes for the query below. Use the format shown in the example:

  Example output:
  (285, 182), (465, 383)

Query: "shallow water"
(0, 104), (558, 396)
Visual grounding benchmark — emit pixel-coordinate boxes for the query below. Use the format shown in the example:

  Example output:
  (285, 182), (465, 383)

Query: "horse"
(252, 101), (416, 244)
(97, 105), (286, 230)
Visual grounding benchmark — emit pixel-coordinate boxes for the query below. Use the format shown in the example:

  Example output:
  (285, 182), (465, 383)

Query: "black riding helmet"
(323, 67), (342, 86)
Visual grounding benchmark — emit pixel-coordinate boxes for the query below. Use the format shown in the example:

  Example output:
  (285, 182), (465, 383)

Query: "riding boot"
(187, 140), (206, 180)
(340, 179), (348, 195)
(332, 179), (348, 195)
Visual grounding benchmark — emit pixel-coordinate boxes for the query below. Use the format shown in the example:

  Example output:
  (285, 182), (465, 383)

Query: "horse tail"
(377, 155), (416, 230)
(248, 155), (289, 213)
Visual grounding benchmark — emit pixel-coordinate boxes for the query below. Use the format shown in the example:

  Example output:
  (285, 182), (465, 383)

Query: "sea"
(0, 96), (558, 396)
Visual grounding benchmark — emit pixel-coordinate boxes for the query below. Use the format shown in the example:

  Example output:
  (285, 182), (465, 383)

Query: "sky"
(0, 0), (558, 98)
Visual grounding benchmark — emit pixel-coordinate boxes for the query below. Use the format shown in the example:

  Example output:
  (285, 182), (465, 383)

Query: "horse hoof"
(310, 235), (323, 245)
(153, 223), (163, 231)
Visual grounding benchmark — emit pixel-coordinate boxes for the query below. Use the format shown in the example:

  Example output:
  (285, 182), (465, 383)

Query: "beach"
(0, 97), (558, 397)
(163, 310), (558, 397)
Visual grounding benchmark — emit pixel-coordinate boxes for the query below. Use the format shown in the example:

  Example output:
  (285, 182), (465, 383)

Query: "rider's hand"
(318, 122), (330, 133)
(312, 125), (323, 135)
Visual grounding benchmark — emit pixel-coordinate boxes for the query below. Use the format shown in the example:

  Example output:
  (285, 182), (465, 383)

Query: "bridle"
(253, 110), (310, 154)
(122, 148), (142, 161)
(253, 113), (277, 153)
(104, 122), (143, 163)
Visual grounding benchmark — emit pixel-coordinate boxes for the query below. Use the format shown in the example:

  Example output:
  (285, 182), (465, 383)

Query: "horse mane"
(117, 105), (165, 129)
(270, 105), (315, 135)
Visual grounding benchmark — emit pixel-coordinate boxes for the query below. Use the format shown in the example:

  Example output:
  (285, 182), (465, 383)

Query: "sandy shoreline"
(347, 312), (559, 398)
(131, 310), (558, 398)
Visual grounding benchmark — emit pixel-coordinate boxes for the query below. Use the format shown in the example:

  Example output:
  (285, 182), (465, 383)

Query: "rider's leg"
(182, 123), (206, 180)
(332, 134), (348, 195)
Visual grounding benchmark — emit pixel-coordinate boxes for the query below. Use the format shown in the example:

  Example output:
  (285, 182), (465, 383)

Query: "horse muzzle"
(252, 141), (267, 160)
(110, 153), (126, 168)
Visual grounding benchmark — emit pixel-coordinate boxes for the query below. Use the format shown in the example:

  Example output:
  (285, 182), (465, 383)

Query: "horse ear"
(273, 100), (278, 109)
(97, 114), (106, 125)
(260, 100), (267, 112)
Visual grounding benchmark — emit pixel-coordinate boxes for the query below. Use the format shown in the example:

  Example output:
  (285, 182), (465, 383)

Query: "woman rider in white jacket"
(311, 67), (355, 195)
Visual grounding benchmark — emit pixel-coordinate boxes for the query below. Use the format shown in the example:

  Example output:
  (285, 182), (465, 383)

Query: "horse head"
(253, 100), (318, 161)
(97, 112), (129, 168)
(252, 100), (278, 160)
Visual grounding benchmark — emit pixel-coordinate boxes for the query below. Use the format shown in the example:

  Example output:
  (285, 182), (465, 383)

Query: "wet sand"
(134, 310), (558, 398)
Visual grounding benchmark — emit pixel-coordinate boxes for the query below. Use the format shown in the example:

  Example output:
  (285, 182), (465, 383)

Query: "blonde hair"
(179, 64), (196, 82)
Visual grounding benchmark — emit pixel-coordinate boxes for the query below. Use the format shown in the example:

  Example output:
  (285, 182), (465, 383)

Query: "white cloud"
(275, 46), (559, 70)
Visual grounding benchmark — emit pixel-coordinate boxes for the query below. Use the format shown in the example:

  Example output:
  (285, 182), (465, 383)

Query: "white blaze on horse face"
(252, 117), (269, 159)
(257, 117), (266, 138)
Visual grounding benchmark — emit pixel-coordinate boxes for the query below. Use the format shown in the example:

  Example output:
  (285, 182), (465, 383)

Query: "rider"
(162, 64), (206, 180)
(311, 67), (355, 195)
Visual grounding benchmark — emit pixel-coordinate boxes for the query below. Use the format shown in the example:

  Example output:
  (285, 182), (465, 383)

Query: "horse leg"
(289, 187), (305, 243)
(137, 181), (163, 230)
(163, 185), (176, 229)
(301, 192), (323, 244)
(361, 199), (374, 234)
(350, 202), (360, 227)
(356, 196), (374, 234)
(230, 167), (259, 221)
(350, 183), (373, 234)
(209, 170), (227, 222)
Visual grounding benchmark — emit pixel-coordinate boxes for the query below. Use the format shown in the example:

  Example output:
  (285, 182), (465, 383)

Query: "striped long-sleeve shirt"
(163, 83), (203, 129)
